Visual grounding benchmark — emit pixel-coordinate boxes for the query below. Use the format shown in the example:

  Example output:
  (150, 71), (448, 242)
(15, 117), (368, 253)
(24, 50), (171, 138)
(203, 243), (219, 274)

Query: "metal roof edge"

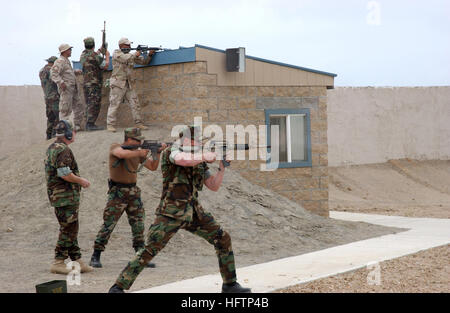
(195, 44), (337, 78)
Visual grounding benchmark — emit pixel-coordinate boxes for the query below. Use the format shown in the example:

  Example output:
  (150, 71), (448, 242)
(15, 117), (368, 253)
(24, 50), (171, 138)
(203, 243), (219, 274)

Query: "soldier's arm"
(50, 61), (64, 85)
(143, 144), (167, 171)
(204, 161), (227, 192)
(56, 149), (90, 188)
(171, 150), (216, 167)
(112, 146), (149, 160)
(61, 172), (90, 188)
(134, 51), (153, 66)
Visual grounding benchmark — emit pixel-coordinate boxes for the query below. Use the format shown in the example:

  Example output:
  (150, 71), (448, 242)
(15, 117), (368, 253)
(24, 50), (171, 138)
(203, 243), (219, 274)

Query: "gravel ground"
(278, 244), (450, 293)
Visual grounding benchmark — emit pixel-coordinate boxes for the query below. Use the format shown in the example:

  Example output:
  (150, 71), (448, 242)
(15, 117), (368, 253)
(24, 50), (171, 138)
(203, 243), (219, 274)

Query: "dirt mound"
(0, 126), (400, 292)
(330, 159), (450, 218)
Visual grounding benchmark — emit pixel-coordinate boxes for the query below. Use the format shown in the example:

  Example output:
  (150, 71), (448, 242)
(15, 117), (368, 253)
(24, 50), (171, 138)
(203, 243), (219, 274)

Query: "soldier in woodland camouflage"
(39, 56), (60, 140)
(45, 120), (93, 274)
(89, 128), (166, 268)
(80, 37), (110, 131)
(108, 126), (251, 293)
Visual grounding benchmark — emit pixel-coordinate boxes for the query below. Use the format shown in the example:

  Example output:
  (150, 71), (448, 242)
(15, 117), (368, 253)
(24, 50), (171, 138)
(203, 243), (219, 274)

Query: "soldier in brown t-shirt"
(90, 127), (166, 268)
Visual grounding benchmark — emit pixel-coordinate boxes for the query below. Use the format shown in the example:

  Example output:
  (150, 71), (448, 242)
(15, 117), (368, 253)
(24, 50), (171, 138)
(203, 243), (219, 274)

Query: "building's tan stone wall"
(96, 61), (329, 216)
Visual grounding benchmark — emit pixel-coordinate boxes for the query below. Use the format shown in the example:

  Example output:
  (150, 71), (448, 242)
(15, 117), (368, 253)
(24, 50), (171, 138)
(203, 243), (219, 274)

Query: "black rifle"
(122, 140), (172, 161)
(121, 45), (164, 53)
(100, 21), (107, 57)
(207, 141), (250, 167)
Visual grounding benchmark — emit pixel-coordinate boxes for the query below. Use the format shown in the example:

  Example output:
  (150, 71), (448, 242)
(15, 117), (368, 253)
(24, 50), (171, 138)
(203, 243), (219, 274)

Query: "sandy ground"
(279, 244), (450, 293)
(329, 159), (450, 218)
(0, 125), (402, 293)
(279, 159), (450, 293)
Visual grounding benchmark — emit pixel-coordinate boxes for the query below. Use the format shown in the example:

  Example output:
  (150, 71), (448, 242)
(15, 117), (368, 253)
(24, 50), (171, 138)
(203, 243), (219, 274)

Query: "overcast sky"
(1, 0), (449, 86)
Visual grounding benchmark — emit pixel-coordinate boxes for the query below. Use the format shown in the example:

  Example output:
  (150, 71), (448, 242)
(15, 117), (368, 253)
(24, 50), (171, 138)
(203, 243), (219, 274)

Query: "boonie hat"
(46, 56), (58, 63)
(118, 37), (132, 45)
(58, 43), (73, 53)
(125, 127), (145, 141)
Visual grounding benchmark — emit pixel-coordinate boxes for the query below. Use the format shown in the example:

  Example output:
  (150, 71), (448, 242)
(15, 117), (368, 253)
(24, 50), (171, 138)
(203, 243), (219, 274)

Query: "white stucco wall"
(328, 87), (450, 166)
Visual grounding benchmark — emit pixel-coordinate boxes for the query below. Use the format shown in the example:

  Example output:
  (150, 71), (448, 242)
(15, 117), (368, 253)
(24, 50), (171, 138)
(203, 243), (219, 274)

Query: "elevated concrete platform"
(135, 212), (450, 293)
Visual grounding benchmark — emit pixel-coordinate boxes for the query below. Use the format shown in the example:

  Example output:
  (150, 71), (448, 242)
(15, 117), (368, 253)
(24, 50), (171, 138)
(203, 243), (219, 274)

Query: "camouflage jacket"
(156, 146), (210, 222)
(80, 49), (104, 86)
(50, 56), (77, 87)
(109, 49), (152, 89)
(45, 140), (81, 207)
(39, 64), (59, 101)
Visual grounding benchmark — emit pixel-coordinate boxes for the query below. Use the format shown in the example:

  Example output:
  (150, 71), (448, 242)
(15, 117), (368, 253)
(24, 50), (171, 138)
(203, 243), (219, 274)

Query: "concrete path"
(135, 212), (450, 293)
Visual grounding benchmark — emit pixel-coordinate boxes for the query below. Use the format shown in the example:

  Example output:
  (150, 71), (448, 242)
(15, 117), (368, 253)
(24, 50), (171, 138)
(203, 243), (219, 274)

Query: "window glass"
(290, 115), (306, 161)
(269, 116), (288, 162)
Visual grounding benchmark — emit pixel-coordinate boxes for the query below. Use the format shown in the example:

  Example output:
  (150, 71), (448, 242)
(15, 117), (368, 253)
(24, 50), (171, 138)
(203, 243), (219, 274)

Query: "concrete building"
(74, 44), (336, 216)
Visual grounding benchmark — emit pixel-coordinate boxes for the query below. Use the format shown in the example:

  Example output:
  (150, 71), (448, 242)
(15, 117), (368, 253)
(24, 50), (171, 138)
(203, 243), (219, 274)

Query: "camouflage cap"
(83, 37), (95, 45)
(179, 125), (202, 140)
(124, 127), (145, 141)
(58, 43), (73, 53)
(45, 56), (58, 63)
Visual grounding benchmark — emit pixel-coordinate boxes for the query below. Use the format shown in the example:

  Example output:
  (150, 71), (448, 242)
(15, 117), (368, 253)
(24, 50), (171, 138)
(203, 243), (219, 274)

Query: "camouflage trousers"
(115, 210), (237, 290)
(83, 84), (101, 124)
(54, 204), (81, 260)
(45, 98), (59, 138)
(107, 85), (143, 126)
(94, 185), (145, 251)
(59, 84), (84, 128)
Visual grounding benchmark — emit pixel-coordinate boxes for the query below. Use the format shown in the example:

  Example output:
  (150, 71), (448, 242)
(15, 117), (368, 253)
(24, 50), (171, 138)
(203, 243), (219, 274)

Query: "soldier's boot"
(89, 250), (103, 268)
(50, 259), (71, 275)
(74, 259), (94, 273)
(86, 122), (105, 131)
(107, 125), (117, 132)
(221, 282), (252, 293)
(135, 123), (149, 130)
(108, 284), (124, 293)
(135, 247), (156, 268)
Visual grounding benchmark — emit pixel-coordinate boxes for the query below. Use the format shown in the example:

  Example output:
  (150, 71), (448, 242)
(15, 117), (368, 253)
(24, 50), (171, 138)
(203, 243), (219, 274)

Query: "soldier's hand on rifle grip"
(158, 143), (168, 153)
(203, 151), (217, 163)
(135, 50), (141, 57)
(138, 149), (150, 158)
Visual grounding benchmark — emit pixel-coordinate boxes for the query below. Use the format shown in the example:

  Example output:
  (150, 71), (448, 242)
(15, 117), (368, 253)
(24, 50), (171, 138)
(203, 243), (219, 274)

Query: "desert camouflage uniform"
(39, 64), (60, 138)
(50, 56), (84, 128)
(115, 145), (237, 290)
(106, 49), (152, 127)
(80, 49), (104, 125)
(45, 139), (82, 260)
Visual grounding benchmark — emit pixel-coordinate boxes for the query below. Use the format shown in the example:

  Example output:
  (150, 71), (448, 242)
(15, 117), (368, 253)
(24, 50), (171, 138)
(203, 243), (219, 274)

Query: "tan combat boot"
(74, 259), (94, 273)
(107, 125), (117, 132)
(50, 259), (71, 275)
(135, 123), (149, 130)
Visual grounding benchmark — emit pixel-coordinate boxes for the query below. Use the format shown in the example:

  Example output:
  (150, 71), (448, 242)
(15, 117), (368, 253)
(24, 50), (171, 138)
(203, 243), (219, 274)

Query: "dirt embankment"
(329, 159), (450, 218)
(0, 126), (400, 293)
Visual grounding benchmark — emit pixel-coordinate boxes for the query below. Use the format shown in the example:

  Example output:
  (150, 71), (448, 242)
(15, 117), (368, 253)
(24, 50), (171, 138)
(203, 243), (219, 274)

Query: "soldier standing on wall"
(50, 44), (85, 132)
(89, 128), (165, 268)
(106, 37), (154, 133)
(44, 120), (93, 274)
(39, 56), (60, 140)
(80, 37), (110, 131)
(108, 126), (251, 293)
